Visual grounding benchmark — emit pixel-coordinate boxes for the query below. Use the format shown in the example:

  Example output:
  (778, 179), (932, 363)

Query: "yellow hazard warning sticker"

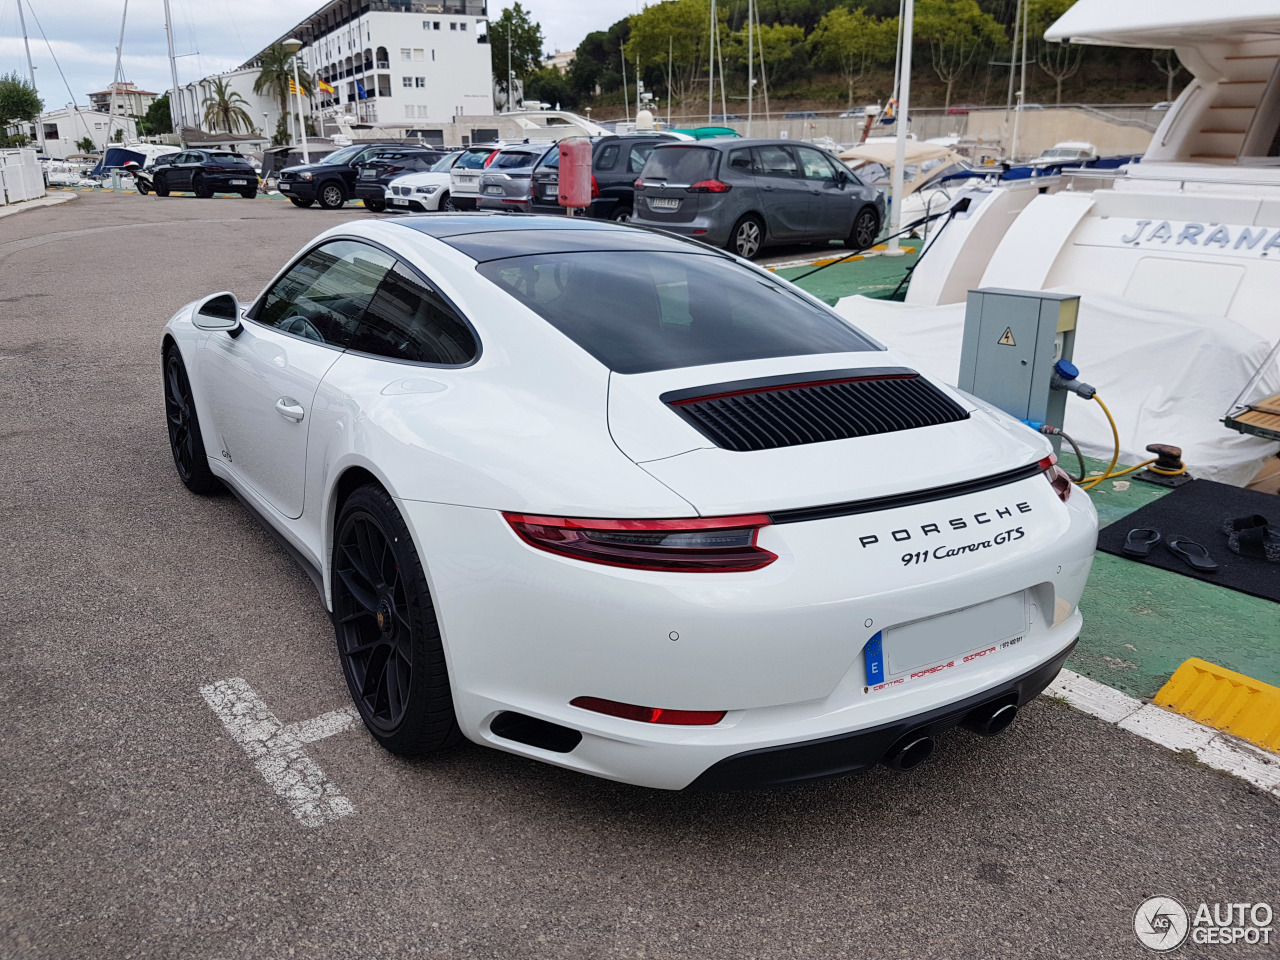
(998, 327), (1016, 346)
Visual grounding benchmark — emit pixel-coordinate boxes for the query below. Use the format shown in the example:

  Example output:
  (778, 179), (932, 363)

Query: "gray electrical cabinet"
(958, 289), (1080, 450)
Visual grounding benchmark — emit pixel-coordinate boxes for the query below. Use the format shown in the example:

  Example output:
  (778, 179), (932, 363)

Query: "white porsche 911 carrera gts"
(163, 214), (1096, 790)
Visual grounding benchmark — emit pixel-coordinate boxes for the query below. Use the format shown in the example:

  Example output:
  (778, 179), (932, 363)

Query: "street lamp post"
(282, 37), (309, 164)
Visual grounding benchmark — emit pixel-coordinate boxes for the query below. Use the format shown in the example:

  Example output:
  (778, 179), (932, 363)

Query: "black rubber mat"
(1096, 478), (1280, 603)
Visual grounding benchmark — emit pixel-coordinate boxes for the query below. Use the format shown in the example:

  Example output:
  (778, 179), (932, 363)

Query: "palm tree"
(201, 78), (254, 133)
(253, 44), (313, 120)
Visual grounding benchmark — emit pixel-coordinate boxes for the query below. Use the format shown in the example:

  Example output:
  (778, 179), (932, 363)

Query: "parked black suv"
(353, 147), (448, 211)
(529, 134), (678, 222)
(152, 150), (257, 198)
(278, 142), (411, 209)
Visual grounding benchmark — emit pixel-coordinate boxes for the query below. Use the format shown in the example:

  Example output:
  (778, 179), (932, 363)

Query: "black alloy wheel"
(729, 214), (764, 260)
(848, 207), (881, 250)
(154, 174), (170, 197)
(332, 485), (461, 755)
(289, 196), (314, 208)
(162, 347), (222, 495)
(363, 197), (387, 212)
(193, 173), (213, 199)
(317, 181), (346, 209)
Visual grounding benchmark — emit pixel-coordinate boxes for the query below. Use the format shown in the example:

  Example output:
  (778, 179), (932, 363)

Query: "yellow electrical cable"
(1077, 394), (1121, 490)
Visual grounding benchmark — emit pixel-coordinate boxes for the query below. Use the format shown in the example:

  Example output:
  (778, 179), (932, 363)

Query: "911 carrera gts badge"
(856, 501), (1033, 549)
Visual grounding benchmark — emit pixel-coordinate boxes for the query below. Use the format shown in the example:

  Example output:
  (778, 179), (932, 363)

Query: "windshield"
(1039, 148), (1084, 159)
(317, 145), (364, 166)
(456, 148), (495, 170)
(477, 251), (875, 374)
(431, 153), (459, 172)
(641, 146), (718, 182)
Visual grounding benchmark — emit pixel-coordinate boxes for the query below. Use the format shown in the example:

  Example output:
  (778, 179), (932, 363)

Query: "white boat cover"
(834, 291), (1280, 487)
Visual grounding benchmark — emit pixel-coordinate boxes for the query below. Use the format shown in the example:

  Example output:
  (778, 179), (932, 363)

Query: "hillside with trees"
(525, 0), (1183, 119)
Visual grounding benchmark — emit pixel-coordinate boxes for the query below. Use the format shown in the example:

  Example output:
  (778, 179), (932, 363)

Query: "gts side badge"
(857, 502), (1033, 549)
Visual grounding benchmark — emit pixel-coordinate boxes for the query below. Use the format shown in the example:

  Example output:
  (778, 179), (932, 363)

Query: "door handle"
(761, 184), (775, 192)
(275, 397), (305, 422)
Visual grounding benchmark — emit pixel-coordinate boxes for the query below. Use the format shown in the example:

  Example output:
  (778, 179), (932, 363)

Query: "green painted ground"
(1071, 458), (1280, 699)
(776, 249), (919, 304)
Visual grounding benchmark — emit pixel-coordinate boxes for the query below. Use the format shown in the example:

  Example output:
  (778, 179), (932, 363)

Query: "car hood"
(607, 352), (1052, 516)
(391, 171), (451, 187)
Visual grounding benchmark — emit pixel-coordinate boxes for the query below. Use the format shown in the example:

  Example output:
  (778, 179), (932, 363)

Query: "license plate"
(359, 170), (375, 179)
(545, 184), (559, 197)
(883, 593), (1026, 679)
(485, 185), (503, 194)
(457, 174), (476, 182)
(392, 198), (409, 205)
(650, 197), (680, 210)
(230, 179), (247, 185)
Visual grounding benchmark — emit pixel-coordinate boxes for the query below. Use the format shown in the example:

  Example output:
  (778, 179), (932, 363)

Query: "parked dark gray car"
(631, 138), (885, 259)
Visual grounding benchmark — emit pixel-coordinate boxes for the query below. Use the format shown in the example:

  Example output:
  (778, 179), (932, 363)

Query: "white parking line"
(1045, 669), (1280, 798)
(200, 678), (358, 827)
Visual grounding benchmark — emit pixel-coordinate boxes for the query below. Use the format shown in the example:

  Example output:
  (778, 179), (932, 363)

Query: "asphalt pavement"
(1, 191), (1277, 960)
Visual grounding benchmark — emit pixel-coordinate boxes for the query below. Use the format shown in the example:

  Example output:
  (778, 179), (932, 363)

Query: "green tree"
(490, 3), (545, 109)
(0, 71), (43, 130)
(112, 128), (124, 142)
(569, 19), (631, 99)
(726, 22), (808, 86)
(625, 0), (719, 107)
(138, 93), (171, 135)
(202, 77), (254, 133)
(808, 8), (897, 107)
(523, 66), (576, 109)
(253, 44), (312, 123)
(915, 0), (1005, 111)
(76, 135), (95, 153)
(1029, 0), (1082, 105)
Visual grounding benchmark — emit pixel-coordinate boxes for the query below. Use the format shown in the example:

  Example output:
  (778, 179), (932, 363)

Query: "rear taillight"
(687, 179), (732, 193)
(571, 697), (726, 725)
(633, 178), (645, 191)
(1039, 454), (1072, 502)
(590, 174), (599, 199)
(204, 165), (225, 172)
(503, 513), (777, 572)
(484, 150), (499, 167)
(383, 165), (403, 174)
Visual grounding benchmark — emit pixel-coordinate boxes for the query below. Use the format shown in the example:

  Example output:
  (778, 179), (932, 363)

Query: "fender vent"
(662, 367), (969, 452)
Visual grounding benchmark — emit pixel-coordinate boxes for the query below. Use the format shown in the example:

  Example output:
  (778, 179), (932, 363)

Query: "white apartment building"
(171, 0), (492, 145)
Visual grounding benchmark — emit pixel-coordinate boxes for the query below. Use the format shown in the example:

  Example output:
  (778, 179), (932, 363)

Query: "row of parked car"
(146, 135), (886, 261)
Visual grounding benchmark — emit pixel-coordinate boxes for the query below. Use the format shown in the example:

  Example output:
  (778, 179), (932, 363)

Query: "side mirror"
(192, 291), (243, 337)
(835, 170), (850, 186)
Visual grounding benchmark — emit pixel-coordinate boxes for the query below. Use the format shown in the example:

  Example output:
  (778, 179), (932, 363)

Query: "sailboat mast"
(707, 0), (715, 123)
(621, 48), (629, 123)
(163, 0), (184, 141)
(667, 35), (672, 128)
(107, 0), (129, 146)
(15, 0), (45, 152)
(746, 0), (754, 136)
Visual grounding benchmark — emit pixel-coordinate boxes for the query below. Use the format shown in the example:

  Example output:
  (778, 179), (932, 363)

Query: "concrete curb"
(0, 192), (77, 220)
(1045, 668), (1280, 798)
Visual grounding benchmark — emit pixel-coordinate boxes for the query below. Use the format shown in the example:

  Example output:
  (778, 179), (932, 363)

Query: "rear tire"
(727, 214), (765, 260)
(317, 181), (346, 209)
(289, 196), (314, 208)
(241, 187), (257, 199)
(136, 182), (150, 195)
(846, 207), (881, 250)
(193, 173), (212, 199)
(154, 175), (170, 197)
(333, 484), (462, 756)
(162, 346), (222, 495)
(363, 197), (386, 212)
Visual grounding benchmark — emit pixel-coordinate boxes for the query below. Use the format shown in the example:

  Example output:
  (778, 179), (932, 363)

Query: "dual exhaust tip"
(881, 701), (1018, 771)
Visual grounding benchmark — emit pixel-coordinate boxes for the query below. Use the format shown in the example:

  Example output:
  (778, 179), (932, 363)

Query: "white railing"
(0, 148), (45, 205)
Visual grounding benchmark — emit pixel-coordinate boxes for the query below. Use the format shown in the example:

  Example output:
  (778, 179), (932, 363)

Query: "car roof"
(390, 213), (722, 262)
(650, 138), (831, 151)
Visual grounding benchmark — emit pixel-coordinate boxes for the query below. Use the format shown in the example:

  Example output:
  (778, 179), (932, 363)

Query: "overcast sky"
(0, 0), (637, 110)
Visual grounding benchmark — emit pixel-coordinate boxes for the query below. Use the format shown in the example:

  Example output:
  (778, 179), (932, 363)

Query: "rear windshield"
(490, 150), (539, 170)
(641, 146), (718, 183)
(209, 152), (251, 164)
(456, 148), (495, 170)
(476, 251), (875, 374)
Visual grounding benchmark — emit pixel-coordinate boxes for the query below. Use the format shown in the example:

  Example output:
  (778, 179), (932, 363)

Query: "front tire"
(163, 346), (222, 495)
(289, 196), (314, 208)
(846, 207), (881, 250)
(439, 191), (455, 211)
(317, 181), (346, 209)
(728, 214), (765, 260)
(333, 485), (461, 755)
(363, 197), (386, 212)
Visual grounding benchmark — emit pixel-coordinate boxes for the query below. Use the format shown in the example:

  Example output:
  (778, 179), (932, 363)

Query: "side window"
(350, 260), (477, 365)
(796, 146), (837, 182)
(255, 240), (395, 348)
(726, 148), (757, 174)
(754, 144), (799, 179)
(627, 142), (657, 173)
(595, 143), (620, 170)
(542, 145), (560, 169)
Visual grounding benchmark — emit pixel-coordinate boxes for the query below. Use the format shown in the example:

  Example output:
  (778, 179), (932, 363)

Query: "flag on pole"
(289, 78), (307, 96)
(355, 80), (367, 100)
(317, 78), (334, 96)
(880, 98), (897, 124)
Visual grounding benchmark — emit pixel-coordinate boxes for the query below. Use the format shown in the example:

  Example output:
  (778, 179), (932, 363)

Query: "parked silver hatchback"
(476, 143), (555, 213)
(632, 139), (885, 260)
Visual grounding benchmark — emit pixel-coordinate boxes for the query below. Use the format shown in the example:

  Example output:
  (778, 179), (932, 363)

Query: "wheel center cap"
(375, 597), (394, 635)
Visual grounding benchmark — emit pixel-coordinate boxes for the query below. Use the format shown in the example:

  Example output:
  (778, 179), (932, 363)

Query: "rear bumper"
(687, 637), (1076, 790)
(633, 210), (732, 247)
(354, 182), (388, 201)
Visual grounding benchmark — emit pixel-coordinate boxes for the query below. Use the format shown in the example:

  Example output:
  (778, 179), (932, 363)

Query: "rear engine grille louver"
(662, 368), (969, 452)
